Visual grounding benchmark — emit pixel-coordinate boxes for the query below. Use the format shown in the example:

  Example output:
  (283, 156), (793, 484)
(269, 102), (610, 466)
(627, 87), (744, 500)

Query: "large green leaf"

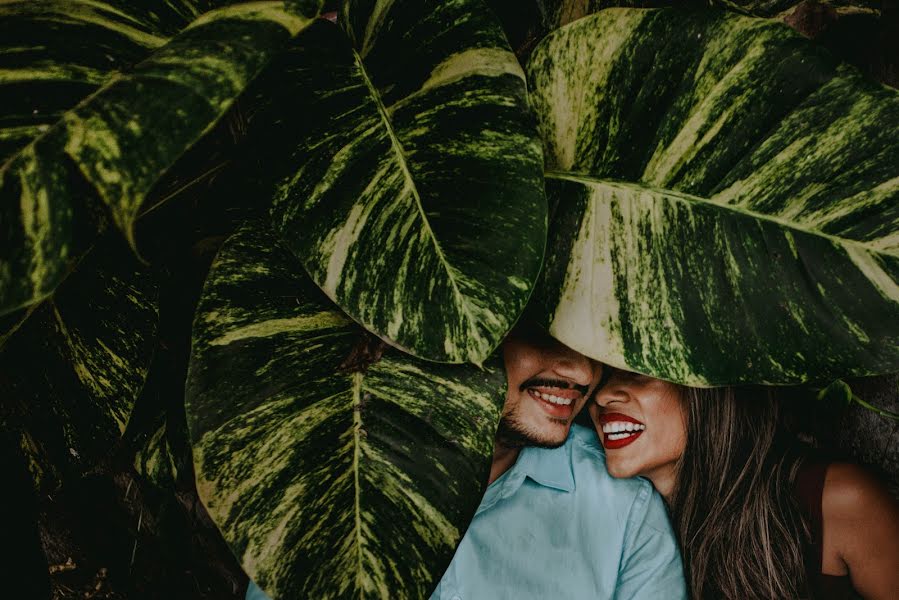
(486, 1), (885, 66)
(486, 0), (703, 58)
(717, 0), (879, 18)
(0, 232), (158, 491)
(254, 0), (545, 364)
(522, 0), (671, 33)
(0, 0), (322, 316)
(186, 221), (504, 598)
(527, 8), (899, 385)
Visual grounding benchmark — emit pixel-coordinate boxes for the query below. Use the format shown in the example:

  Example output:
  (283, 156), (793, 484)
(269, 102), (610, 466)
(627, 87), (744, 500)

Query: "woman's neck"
(647, 467), (677, 503)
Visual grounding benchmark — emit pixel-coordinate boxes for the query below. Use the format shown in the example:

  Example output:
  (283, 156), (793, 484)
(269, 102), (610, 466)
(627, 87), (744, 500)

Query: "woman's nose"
(594, 378), (628, 407)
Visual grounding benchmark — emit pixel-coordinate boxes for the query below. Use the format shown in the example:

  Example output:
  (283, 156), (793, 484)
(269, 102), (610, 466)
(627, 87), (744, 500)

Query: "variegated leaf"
(527, 9), (899, 385)
(0, 233), (158, 491)
(486, 0), (883, 63)
(525, 0), (667, 33)
(486, 0), (684, 58)
(134, 420), (179, 488)
(255, 0), (545, 364)
(0, 0), (322, 316)
(717, 0), (879, 18)
(186, 221), (504, 598)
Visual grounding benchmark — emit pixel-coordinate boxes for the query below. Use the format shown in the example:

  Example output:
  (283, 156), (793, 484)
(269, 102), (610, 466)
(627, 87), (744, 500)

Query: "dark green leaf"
(256, 0), (545, 364)
(528, 9), (899, 385)
(186, 221), (504, 598)
(0, 232), (158, 491)
(485, 0), (696, 58)
(0, 0), (322, 315)
(718, 0), (879, 18)
(134, 421), (179, 488)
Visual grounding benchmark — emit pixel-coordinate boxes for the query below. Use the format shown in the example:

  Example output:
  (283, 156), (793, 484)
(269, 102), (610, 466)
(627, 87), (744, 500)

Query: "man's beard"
(494, 376), (586, 449)
(495, 410), (569, 449)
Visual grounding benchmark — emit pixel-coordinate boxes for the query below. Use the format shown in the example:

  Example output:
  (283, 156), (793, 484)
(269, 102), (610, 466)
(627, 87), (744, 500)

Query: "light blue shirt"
(246, 581), (268, 600)
(430, 424), (686, 600)
(246, 424), (686, 600)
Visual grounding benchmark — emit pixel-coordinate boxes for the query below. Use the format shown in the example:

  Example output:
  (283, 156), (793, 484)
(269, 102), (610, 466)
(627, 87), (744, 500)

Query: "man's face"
(498, 325), (603, 448)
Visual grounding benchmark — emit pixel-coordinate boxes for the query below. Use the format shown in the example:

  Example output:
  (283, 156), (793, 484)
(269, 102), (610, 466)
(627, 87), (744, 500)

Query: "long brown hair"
(669, 386), (812, 599)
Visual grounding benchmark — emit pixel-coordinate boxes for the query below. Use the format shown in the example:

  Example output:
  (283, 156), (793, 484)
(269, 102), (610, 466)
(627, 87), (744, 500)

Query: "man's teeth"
(534, 390), (573, 406)
(601, 422), (646, 434)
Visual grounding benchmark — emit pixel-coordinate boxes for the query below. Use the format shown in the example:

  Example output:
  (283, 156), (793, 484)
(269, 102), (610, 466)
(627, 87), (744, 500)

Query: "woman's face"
(589, 367), (687, 498)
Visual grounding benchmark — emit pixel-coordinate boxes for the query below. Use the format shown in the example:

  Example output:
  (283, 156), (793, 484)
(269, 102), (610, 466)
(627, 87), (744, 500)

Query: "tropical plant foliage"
(1, 233), (158, 490)
(0, 0), (322, 315)
(0, 0), (324, 482)
(249, 8), (545, 364)
(186, 222), (505, 597)
(1, 0), (898, 597)
(527, 9), (899, 385)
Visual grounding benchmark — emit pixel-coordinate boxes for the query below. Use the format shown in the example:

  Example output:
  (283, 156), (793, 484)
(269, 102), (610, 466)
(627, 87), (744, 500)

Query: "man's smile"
(522, 377), (589, 419)
(530, 388), (577, 405)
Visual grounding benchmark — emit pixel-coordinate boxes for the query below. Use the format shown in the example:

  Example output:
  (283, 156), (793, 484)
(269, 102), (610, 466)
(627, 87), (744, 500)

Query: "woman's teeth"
(602, 422), (645, 434)
(533, 390), (573, 406)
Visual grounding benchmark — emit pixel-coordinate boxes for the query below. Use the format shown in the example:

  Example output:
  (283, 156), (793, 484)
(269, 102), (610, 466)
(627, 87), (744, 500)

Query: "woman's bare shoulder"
(821, 462), (897, 521)
(821, 461), (899, 599)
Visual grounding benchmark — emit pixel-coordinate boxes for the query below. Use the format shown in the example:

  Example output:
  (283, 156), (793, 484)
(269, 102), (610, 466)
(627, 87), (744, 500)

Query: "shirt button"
(450, 596), (461, 600)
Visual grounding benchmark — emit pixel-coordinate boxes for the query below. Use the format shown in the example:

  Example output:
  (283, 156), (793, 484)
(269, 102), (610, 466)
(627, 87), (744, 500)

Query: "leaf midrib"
(351, 371), (364, 599)
(350, 48), (482, 352)
(545, 170), (896, 257)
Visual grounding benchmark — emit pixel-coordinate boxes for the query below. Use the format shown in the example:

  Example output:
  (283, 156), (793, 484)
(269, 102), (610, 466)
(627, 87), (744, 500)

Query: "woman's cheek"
(588, 401), (600, 424)
(587, 403), (606, 442)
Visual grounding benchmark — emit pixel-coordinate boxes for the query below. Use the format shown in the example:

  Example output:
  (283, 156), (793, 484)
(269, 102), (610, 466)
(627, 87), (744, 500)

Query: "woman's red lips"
(597, 412), (645, 449)
(602, 430), (643, 449)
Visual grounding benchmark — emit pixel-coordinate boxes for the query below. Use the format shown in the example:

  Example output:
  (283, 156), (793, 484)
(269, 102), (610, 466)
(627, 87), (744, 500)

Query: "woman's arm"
(822, 462), (899, 600)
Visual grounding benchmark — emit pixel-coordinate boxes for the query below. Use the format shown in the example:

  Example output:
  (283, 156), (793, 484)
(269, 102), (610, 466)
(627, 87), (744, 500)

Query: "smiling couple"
(245, 323), (687, 600)
(427, 323), (687, 600)
(246, 325), (687, 600)
(431, 324), (899, 600)
(247, 322), (899, 599)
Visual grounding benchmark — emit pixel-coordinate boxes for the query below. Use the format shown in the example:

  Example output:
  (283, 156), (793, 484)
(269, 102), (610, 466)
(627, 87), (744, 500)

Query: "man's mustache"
(519, 377), (589, 396)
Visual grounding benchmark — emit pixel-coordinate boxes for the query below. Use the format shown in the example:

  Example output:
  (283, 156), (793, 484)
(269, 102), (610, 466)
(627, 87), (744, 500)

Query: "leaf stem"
(851, 393), (899, 422)
(136, 161), (230, 219)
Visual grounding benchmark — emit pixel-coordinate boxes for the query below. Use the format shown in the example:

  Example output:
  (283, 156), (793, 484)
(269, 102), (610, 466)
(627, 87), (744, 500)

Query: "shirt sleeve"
(615, 483), (688, 600)
(246, 580), (272, 600)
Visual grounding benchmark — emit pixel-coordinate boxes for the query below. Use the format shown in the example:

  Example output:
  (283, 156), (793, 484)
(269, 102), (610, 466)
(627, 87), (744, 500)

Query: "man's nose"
(548, 342), (596, 386)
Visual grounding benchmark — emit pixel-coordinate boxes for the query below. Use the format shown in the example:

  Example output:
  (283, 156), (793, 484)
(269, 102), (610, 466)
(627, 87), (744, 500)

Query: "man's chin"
(495, 417), (571, 449)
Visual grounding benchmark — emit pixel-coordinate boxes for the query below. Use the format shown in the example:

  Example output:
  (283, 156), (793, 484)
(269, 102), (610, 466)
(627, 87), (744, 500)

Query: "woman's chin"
(604, 460), (637, 480)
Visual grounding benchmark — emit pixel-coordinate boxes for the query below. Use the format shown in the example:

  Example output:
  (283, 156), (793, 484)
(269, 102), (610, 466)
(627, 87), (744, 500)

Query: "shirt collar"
(480, 440), (575, 512)
(515, 442), (575, 493)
